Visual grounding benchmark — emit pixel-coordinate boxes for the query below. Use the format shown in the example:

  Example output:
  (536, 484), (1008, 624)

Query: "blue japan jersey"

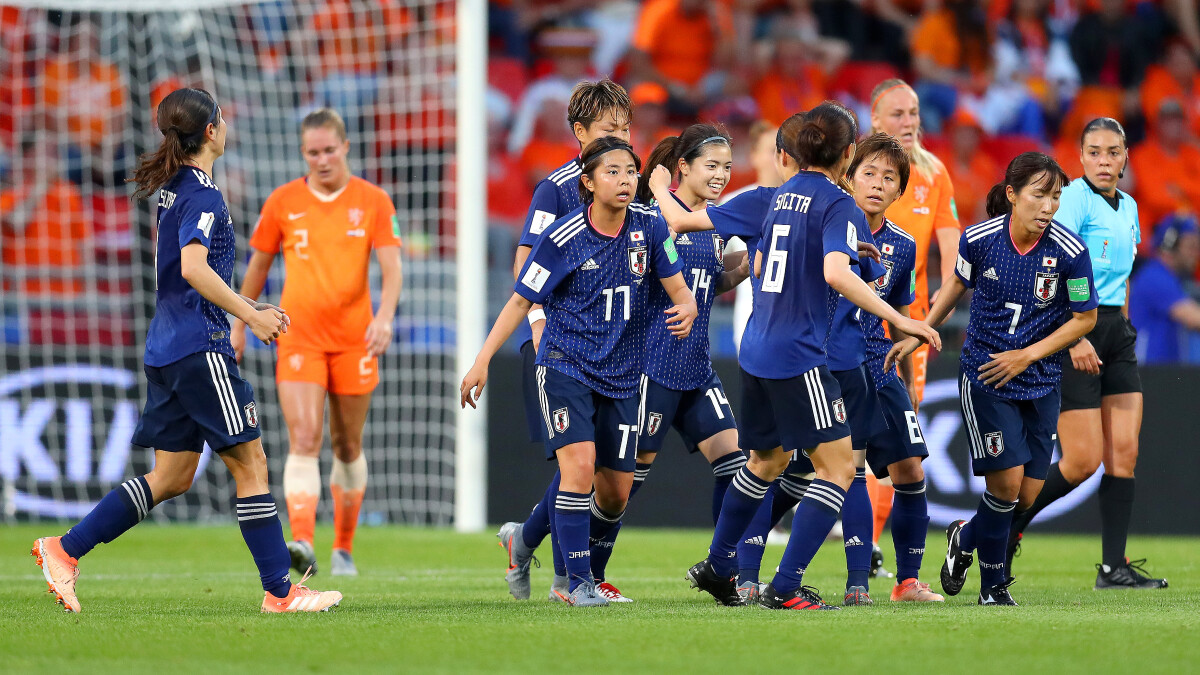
(955, 215), (1100, 399)
(862, 220), (918, 387)
(144, 167), (237, 368)
(515, 157), (584, 346)
(740, 171), (863, 379)
(826, 221), (887, 372)
(515, 203), (685, 398)
(708, 185), (774, 296)
(645, 193), (728, 390)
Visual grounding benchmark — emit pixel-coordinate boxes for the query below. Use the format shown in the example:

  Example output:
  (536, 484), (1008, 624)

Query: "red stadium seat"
(830, 61), (903, 105)
(487, 56), (529, 104)
(981, 134), (1047, 169)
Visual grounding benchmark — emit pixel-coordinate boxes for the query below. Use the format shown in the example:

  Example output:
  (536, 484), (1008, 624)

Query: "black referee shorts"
(1060, 306), (1142, 411)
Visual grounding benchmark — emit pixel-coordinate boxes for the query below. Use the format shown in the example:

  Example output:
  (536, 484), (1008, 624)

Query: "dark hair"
(130, 88), (220, 200)
(985, 151), (1069, 217)
(578, 136), (640, 203)
(789, 101), (858, 170)
(567, 78), (633, 133)
(846, 132), (911, 195)
(636, 123), (731, 202)
(1079, 117), (1127, 148)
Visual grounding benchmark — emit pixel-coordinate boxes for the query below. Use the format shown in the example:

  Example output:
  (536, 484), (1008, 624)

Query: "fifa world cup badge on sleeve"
(663, 236), (678, 264)
(522, 262), (551, 293)
(1067, 278), (1090, 302)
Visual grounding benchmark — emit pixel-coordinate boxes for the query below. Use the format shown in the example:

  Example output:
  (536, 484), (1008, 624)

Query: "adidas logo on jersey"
(581, 258), (600, 270)
(743, 535), (766, 547)
(676, 233), (692, 245)
(984, 267), (1000, 280)
(845, 536), (866, 547)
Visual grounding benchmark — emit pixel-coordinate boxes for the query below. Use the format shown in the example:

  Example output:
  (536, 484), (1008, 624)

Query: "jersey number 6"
(761, 224), (791, 293)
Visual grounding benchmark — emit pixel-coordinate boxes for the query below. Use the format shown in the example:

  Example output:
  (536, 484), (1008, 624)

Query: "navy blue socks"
(771, 479), (846, 594)
(709, 452), (746, 525)
(61, 476), (153, 560)
(972, 491), (1018, 590)
(588, 496), (623, 582)
(235, 494), (293, 598)
(842, 468), (872, 589)
(891, 479), (930, 582)
(708, 466), (772, 577)
(555, 490), (592, 591)
(521, 471), (558, 550)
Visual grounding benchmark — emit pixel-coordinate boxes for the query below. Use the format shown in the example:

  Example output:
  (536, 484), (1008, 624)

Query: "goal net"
(1, 1), (461, 526)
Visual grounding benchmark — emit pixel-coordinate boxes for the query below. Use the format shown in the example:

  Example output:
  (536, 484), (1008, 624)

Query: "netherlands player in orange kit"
(232, 108), (403, 577)
(867, 79), (961, 577)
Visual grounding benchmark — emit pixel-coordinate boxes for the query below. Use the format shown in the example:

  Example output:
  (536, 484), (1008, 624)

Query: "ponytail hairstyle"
(578, 136), (640, 203)
(635, 123), (731, 203)
(792, 101), (858, 171)
(984, 151), (1069, 218)
(1080, 116), (1129, 178)
(869, 78), (942, 181)
(847, 132), (912, 195)
(130, 88), (220, 200)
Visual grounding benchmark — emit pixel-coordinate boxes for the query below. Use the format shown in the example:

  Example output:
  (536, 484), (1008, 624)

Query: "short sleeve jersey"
(144, 167), (237, 367)
(708, 184), (775, 295)
(863, 220), (919, 388)
(825, 222), (888, 372)
(516, 203), (684, 398)
(250, 176), (400, 351)
(1129, 257), (1189, 364)
(1053, 177), (1140, 307)
(515, 157), (583, 346)
(645, 193), (728, 390)
(739, 171), (863, 379)
(955, 215), (1100, 399)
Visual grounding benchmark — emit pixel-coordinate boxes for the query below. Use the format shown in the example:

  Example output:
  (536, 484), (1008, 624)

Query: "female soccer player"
(232, 108), (401, 578)
(682, 104), (940, 610)
(888, 152), (1099, 606)
(867, 79), (961, 574)
(462, 136), (697, 607)
(1007, 119), (1167, 589)
(31, 88), (341, 613)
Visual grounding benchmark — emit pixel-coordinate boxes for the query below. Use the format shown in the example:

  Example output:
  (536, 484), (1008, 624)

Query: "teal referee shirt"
(1053, 177), (1140, 306)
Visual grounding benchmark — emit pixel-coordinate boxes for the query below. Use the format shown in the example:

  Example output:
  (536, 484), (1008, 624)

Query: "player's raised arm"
(180, 243), (285, 344)
(648, 165), (716, 233)
(824, 250), (941, 351)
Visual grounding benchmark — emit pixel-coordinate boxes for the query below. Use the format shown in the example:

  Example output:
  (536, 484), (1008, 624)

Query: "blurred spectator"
(943, 108), (1001, 224)
(1070, 0), (1151, 118)
(770, 0), (852, 73)
(583, 1), (641, 75)
(752, 34), (829, 126)
(1129, 215), (1200, 363)
(630, 0), (734, 116)
(0, 138), (88, 295)
(1141, 40), (1200, 140)
(307, 1), (416, 118)
(909, 0), (991, 132)
(1129, 99), (1200, 242)
(506, 27), (596, 156)
(40, 19), (126, 155)
(992, 0), (1080, 121)
(486, 93), (530, 228)
(628, 82), (677, 158)
(517, 99), (578, 188)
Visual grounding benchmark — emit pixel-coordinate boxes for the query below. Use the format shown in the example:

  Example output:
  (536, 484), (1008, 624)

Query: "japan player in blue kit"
(31, 89), (341, 614)
(496, 79), (633, 603)
(462, 137), (697, 607)
(682, 104), (940, 610)
(889, 152), (1099, 606)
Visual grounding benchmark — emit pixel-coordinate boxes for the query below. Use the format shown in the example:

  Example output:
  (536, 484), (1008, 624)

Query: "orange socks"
(330, 454), (367, 553)
(866, 473), (895, 544)
(283, 455), (320, 545)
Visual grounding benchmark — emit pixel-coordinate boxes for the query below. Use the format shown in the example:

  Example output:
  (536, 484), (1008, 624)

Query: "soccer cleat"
(940, 519), (973, 597)
(496, 521), (538, 600)
(978, 578), (1019, 606)
(565, 579), (609, 607)
(685, 559), (744, 606)
(287, 539), (317, 576)
(596, 581), (633, 603)
(736, 580), (763, 605)
(31, 537), (81, 613)
(757, 583), (839, 610)
(330, 548), (358, 576)
(1094, 559), (1169, 590)
(261, 567), (342, 613)
(549, 574), (570, 603)
(869, 544), (894, 579)
(1005, 531), (1022, 577)
(843, 585), (873, 606)
(890, 577), (945, 602)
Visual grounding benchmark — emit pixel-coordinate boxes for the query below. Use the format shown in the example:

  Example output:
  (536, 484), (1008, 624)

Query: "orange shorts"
(276, 343), (378, 396)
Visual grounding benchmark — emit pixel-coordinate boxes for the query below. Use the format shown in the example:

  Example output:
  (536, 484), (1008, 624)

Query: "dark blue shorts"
(831, 365), (888, 449)
(637, 372), (737, 454)
(739, 365), (851, 454)
(865, 376), (929, 478)
(520, 340), (543, 444)
(535, 365), (639, 472)
(131, 351), (261, 453)
(958, 374), (1059, 480)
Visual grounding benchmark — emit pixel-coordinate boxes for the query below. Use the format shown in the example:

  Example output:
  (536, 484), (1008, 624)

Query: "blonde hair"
(869, 79), (942, 182)
(301, 107), (347, 142)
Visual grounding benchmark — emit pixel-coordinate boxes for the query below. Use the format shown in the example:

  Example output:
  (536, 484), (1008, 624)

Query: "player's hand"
(857, 240), (882, 264)
(665, 299), (698, 339)
(885, 337), (920, 373)
(530, 319), (545, 355)
(460, 362), (489, 409)
(246, 307), (287, 345)
(365, 315), (394, 357)
(231, 318), (247, 363)
(906, 378), (920, 415)
(895, 316), (941, 351)
(1069, 338), (1102, 375)
(649, 165), (672, 194)
(979, 349), (1034, 388)
(734, 250), (750, 277)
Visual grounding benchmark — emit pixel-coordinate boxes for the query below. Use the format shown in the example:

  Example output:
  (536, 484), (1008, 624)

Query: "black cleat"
(757, 583), (839, 610)
(686, 559), (744, 606)
(869, 544), (894, 579)
(940, 519), (973, 597)
(1095, 559), (1169, 590)
(978, 577), (1019, 606)
(1005, 531), (1022, 578)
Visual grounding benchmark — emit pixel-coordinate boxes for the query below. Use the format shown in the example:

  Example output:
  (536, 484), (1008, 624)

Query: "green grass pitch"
(1, 524), (1196, 673)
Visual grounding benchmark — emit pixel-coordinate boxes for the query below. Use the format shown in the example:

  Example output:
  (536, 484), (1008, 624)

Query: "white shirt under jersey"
(719, 183), (760, 352)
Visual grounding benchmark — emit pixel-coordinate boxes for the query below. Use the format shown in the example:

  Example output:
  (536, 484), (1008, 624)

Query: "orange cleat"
(32, 537), (81, 613)
(261, 567), (342, 613)
(890, 577), (945, 602)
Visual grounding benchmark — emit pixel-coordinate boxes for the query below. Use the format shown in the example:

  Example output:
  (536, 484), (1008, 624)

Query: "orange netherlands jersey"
(251, 176), (401, 351)
(887, 153), (960, 318)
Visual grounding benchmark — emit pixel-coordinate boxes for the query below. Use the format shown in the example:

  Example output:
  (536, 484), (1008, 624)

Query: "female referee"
(233, 108), (402, 578)
(1007, 118), (1167, 589)
(889, 152), (1098, 606)
(32, 88), (341, 613)
(461, 136), (697, 607)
